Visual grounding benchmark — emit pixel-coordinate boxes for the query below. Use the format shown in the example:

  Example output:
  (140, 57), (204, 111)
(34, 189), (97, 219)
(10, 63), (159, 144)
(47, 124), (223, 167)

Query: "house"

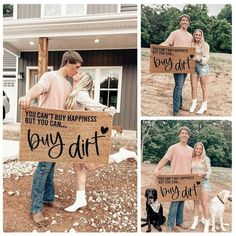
(3, 4), (137, 130)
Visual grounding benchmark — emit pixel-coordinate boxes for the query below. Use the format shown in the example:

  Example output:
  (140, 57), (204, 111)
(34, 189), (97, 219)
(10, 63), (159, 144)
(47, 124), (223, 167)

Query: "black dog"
(141, 188), (166, 232)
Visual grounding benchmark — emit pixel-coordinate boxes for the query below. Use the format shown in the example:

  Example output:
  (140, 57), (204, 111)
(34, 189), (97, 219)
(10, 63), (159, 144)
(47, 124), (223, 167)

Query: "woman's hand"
(104, 106), (116, 116)
(198, 171), (206, 177)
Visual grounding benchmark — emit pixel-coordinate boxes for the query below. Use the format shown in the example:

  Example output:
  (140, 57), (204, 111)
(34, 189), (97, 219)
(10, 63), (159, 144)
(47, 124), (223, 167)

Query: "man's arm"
(153, 157), (169, 177)
(19, 84), (44, 108)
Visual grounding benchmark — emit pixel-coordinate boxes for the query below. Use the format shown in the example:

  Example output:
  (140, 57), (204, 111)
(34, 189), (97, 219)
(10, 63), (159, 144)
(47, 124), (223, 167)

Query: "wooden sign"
(19, 106), (112, 163)
(156, 174), (202, 202)
(150, 44), (195, 73)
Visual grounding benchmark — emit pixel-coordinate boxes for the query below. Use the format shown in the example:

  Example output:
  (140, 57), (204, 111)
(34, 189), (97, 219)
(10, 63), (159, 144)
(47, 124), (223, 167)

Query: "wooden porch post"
(38, 37), (48, 79)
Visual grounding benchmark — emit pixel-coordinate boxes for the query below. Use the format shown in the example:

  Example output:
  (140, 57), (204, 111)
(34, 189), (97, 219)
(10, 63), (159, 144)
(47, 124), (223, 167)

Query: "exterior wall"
(87, 4), (117, 14)
(16, 4), (137, 19)
(17, 49), (137, 130)
(17, 4), (41, 19)
(3, 50), (16, 68)
(120, 4), (137, 12)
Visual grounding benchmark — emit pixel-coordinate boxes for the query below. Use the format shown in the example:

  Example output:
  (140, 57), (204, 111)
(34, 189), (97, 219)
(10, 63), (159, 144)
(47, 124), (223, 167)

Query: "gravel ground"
(3, 159), (137, 232)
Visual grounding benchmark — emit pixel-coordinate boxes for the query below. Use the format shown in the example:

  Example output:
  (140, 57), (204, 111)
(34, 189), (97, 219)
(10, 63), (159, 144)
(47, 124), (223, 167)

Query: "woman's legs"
(83, 147), (137, 172)
(201, 191), (210, 220)
(191, 200), (200, 229)
(200, 75), (208, 102)
(201, 191), (210, 232)
(64, 163), (87, 212)
(196, 75), (208, 114)
(190, 73), (198, 112)
(65, 148), (137, 212)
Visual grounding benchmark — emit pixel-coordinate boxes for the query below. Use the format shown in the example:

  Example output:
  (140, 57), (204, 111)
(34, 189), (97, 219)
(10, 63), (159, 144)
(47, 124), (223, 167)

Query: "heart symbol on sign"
(190, 54), (194, 59)
(196, 181), (201, 185)
(101, 126), (109, 134)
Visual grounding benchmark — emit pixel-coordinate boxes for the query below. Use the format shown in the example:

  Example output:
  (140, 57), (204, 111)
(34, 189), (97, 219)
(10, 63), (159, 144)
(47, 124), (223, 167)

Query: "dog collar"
(217, 195), (224, 204)
(149, 201), (161, 213)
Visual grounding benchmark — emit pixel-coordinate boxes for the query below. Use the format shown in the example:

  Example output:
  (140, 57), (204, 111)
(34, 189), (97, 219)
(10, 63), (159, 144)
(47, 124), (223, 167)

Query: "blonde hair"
(194, 142), (210, 171)
(65, 72), (93, 110)
(192, 29), (209, 56)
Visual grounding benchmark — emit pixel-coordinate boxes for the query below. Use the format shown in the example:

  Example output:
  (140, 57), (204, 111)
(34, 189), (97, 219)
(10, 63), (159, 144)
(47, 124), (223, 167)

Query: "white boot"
(109, 147), (137, 163)
(64, 190), (87, 212)
(190, 99), (197, 113)
(196, 101), (207, 114)
(204, 219), (210, 233)
(191, 216), (199, 230)
(201, 217), (205, 225)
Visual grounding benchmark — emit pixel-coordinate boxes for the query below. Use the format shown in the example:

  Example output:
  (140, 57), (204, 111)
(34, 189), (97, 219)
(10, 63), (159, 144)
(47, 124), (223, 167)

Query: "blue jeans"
(30, 162), (56, 213)
(167, 201), (185, 229)
(173, 73), (187, 113)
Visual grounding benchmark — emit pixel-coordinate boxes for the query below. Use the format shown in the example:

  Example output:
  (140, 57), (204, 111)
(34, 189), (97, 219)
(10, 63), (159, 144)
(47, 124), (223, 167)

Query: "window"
(42, 4), (86, 18)
(3, 4), (13, 17)
(80, 67), (122, 112)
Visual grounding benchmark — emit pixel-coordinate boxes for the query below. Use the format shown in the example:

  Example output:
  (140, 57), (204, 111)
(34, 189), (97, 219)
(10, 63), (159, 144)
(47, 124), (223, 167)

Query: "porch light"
(29, 41), (34, 45)
(94, 39), (99, 43)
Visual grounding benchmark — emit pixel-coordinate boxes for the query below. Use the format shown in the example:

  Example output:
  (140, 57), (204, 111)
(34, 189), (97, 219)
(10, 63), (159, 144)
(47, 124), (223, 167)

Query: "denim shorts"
(201, 178), (211, 192)
(195, 62), (209, 76)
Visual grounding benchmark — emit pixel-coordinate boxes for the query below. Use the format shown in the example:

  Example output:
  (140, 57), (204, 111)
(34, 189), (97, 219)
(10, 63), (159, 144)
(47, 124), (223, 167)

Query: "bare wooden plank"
(38, 37), (48, 79)
(19, 106), (112, 163)
(150, 44), (195, 73)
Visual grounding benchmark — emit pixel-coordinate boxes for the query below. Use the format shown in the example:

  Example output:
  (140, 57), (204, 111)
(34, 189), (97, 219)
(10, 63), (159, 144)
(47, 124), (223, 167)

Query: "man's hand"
(153, 167), (161, 178)
(18, 83), (43, 109)
(19, 95), (31, 109)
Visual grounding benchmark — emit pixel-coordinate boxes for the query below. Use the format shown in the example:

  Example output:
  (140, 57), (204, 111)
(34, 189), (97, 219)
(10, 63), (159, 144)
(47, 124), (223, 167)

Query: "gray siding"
(16, 4), (137, 19)
(3, 50), (16, 68)
(17, 49), (137, 130)
(17, 4), (41, 19)
(120, 4), (137, 12)
(87, 4), (117, 14)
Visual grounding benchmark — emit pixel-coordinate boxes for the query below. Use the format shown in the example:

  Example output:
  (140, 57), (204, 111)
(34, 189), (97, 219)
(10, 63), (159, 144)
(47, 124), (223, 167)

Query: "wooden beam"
(38, 37), (48, 79)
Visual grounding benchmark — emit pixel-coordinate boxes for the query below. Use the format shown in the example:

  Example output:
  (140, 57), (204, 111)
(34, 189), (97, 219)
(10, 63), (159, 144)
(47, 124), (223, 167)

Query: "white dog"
(210, 190), (232, 232)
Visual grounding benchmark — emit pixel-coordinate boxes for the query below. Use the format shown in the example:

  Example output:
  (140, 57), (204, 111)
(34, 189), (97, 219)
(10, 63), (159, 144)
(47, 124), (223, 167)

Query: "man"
(160, 14), (193, 116)
(19, 50), (83, 227)
(153, 126), (193, 232)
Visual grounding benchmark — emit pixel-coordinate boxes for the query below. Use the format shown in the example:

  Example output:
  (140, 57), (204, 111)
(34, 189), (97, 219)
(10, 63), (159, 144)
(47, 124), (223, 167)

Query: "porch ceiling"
(3, 13), (137, 52)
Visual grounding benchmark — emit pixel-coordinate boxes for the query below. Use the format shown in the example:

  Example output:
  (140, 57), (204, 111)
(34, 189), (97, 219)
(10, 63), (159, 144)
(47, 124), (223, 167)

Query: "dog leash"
(217, 195), (224, 204)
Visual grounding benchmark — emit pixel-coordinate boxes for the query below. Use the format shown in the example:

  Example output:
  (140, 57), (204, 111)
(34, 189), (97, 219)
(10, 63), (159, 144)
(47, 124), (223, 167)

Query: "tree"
(217, 4), (232, 24)
(196, 125), (231, 167)
(142, 121), (231, 168)
(210, 19), (232, 53)
(3, 4), (13, 17)
(141, 11), (152, 47)
(141, 4), (232, 53)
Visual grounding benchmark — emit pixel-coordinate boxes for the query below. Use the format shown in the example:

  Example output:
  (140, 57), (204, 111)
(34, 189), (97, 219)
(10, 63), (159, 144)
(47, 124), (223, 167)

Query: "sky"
(172, 4), (226, 16)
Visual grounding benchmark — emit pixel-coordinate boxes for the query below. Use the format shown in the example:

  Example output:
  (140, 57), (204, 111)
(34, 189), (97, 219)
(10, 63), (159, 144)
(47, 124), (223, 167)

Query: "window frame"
(41, 4), (87, 18)
(80, 66), (123, 113)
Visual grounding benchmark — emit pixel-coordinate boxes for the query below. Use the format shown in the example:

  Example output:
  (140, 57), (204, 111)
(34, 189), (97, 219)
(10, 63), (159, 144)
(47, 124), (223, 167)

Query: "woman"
(190, 29), (210, 114)
(64, 72), (136, 212)
(191, 142), (211, 233)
